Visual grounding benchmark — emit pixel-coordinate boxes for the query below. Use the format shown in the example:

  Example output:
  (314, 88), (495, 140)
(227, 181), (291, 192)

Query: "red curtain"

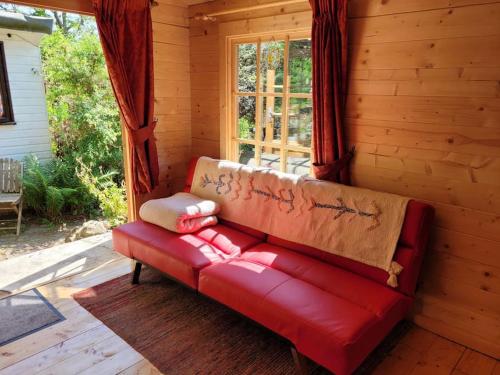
(310, 0), (353, 184)
(93, 0), (159, 194)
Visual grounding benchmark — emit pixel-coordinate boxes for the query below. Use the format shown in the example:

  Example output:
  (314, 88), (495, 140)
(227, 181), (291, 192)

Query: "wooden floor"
(0, 248), (498, 375)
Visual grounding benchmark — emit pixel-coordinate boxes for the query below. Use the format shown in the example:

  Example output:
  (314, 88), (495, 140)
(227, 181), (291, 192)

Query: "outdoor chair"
(0, 158), (23, 236)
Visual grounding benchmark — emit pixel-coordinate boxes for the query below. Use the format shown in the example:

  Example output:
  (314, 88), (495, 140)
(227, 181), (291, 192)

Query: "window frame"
(0, 41), (15, 125)
(228, 31), (312, 174)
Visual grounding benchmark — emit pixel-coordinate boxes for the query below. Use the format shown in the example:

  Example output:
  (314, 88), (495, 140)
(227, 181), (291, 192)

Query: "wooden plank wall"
(188, 0), (500, 359)
(190, 22), (221, 158)
(145, 0), (192, 201)
(347, 0), (500, 359)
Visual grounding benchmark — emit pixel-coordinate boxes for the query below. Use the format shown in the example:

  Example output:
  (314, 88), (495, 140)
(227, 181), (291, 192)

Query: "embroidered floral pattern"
(198, 169), (381, 227)
(309, 197), (382, 230)
(230, 171), (242, 201)
(200, 173), (233, 195)
(244, 176), (295, 213)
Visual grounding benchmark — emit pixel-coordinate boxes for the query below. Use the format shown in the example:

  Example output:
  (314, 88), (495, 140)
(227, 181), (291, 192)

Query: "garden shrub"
(77, 163), (127, 227)
(21, 17), (126, 225)
(41, 29), (123, 182)
(23, 155), (81, 221)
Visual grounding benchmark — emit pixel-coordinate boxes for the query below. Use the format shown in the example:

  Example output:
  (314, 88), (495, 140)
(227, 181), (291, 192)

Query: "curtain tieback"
(130, 118), (157, 145)
(313, 146), (355, 181)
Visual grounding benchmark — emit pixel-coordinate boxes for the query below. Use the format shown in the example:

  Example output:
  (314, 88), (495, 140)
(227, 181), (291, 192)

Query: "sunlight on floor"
(0, 233), (122, 296)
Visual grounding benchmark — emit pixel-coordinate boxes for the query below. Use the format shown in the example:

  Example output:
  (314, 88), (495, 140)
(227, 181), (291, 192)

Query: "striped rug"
(73, 267), (410, 375)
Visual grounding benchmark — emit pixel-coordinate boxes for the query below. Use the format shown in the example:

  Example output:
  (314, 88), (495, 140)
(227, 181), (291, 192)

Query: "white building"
(0, 11), (53, 162)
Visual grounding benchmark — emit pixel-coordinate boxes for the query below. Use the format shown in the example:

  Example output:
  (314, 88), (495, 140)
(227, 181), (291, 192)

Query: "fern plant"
(23, 155), (79, 221)
(77, 162), (127, 227)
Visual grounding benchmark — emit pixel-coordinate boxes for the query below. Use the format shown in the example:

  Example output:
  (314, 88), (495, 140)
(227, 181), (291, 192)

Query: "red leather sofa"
(113, 157), (434, 375)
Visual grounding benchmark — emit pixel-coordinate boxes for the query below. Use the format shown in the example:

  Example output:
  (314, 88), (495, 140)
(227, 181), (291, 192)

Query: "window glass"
(237, 43), (257, 92)
(237, 96), (256, 140)
(286, 151), (311, 176)
(288, 98), (312, 148)
(238, 143), (256, 166)
(260, 96), (282, 143)
(260, 147), (281, 171)
(0, 42), (14, 124)
(260, 40), (284, 93)
(288, 39), (312, 94)
(232, 35), (312, 176)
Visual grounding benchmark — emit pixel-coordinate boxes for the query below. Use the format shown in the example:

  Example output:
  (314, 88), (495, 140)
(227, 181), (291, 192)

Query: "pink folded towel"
(139, 192), (220, 233)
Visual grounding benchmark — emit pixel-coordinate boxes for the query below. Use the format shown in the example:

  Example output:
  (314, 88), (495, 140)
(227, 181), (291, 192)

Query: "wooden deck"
(0, 240), (498, 375)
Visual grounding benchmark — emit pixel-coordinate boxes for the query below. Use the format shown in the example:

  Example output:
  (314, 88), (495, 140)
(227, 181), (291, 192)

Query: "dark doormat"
(0, 288), (65, 346)
(73, 267), (411, 375)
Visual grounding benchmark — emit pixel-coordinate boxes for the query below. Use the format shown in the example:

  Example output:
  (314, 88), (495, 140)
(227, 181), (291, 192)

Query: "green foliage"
(237, 44), (258, 131)
(238, 117), (254, 139)
(41, 29), (123, 179)
(260, 41), (285, 91)
(23, 155), (80, 221)
(77, 163), (127, 227)
(238, 117), (254, 158)
(237, 43), (257, 93)
(21, 15), (126, 225)
(289, 40), (312, 93)
(236, 39), (312, 139)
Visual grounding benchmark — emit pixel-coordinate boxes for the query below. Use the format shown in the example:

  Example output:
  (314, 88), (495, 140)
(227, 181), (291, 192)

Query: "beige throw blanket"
(139, 192), (220, 233)
(191, 157), (409, 287)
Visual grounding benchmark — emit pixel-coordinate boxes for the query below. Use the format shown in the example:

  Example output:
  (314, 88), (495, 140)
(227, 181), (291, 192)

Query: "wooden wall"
(188, 0), (500, 359)
(149, 0), (192, 199)
(190, 20), (220, 158)
(347, 0), (500, 359)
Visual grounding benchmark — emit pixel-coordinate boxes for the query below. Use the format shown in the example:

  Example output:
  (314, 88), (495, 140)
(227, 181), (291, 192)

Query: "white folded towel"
(139, 192), (220, 233)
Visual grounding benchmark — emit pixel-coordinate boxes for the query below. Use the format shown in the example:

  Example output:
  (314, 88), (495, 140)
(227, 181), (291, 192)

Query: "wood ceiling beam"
(189, 0), (308, 18)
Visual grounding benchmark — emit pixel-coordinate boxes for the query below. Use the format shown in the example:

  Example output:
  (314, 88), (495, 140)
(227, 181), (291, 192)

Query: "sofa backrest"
(267, 200), (434, 296)
(184, 156), (199, 193)
(185, 157), (434, 296)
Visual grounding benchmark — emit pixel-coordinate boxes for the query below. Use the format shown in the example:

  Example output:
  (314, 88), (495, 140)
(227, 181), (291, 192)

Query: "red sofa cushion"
(218, 219), (267, 240)
(195, 224), (264, 256)
(240, 243), (407, 317)
(267, 200), (434, 296)
(199, 248), (411, 375)
(113, 221), (262, 289)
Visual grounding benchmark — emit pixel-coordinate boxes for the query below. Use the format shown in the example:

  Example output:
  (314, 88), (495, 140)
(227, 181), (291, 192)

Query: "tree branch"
(52, 11), (64, 31)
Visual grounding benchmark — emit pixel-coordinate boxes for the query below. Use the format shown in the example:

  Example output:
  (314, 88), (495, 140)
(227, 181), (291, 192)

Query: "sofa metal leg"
(291, 346), (309, 375)
(132, 261), (142, 284)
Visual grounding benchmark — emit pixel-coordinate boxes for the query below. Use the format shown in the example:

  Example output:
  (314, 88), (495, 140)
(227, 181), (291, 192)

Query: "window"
(0, 42), (14, 124)
(229, 34), (312, 176)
